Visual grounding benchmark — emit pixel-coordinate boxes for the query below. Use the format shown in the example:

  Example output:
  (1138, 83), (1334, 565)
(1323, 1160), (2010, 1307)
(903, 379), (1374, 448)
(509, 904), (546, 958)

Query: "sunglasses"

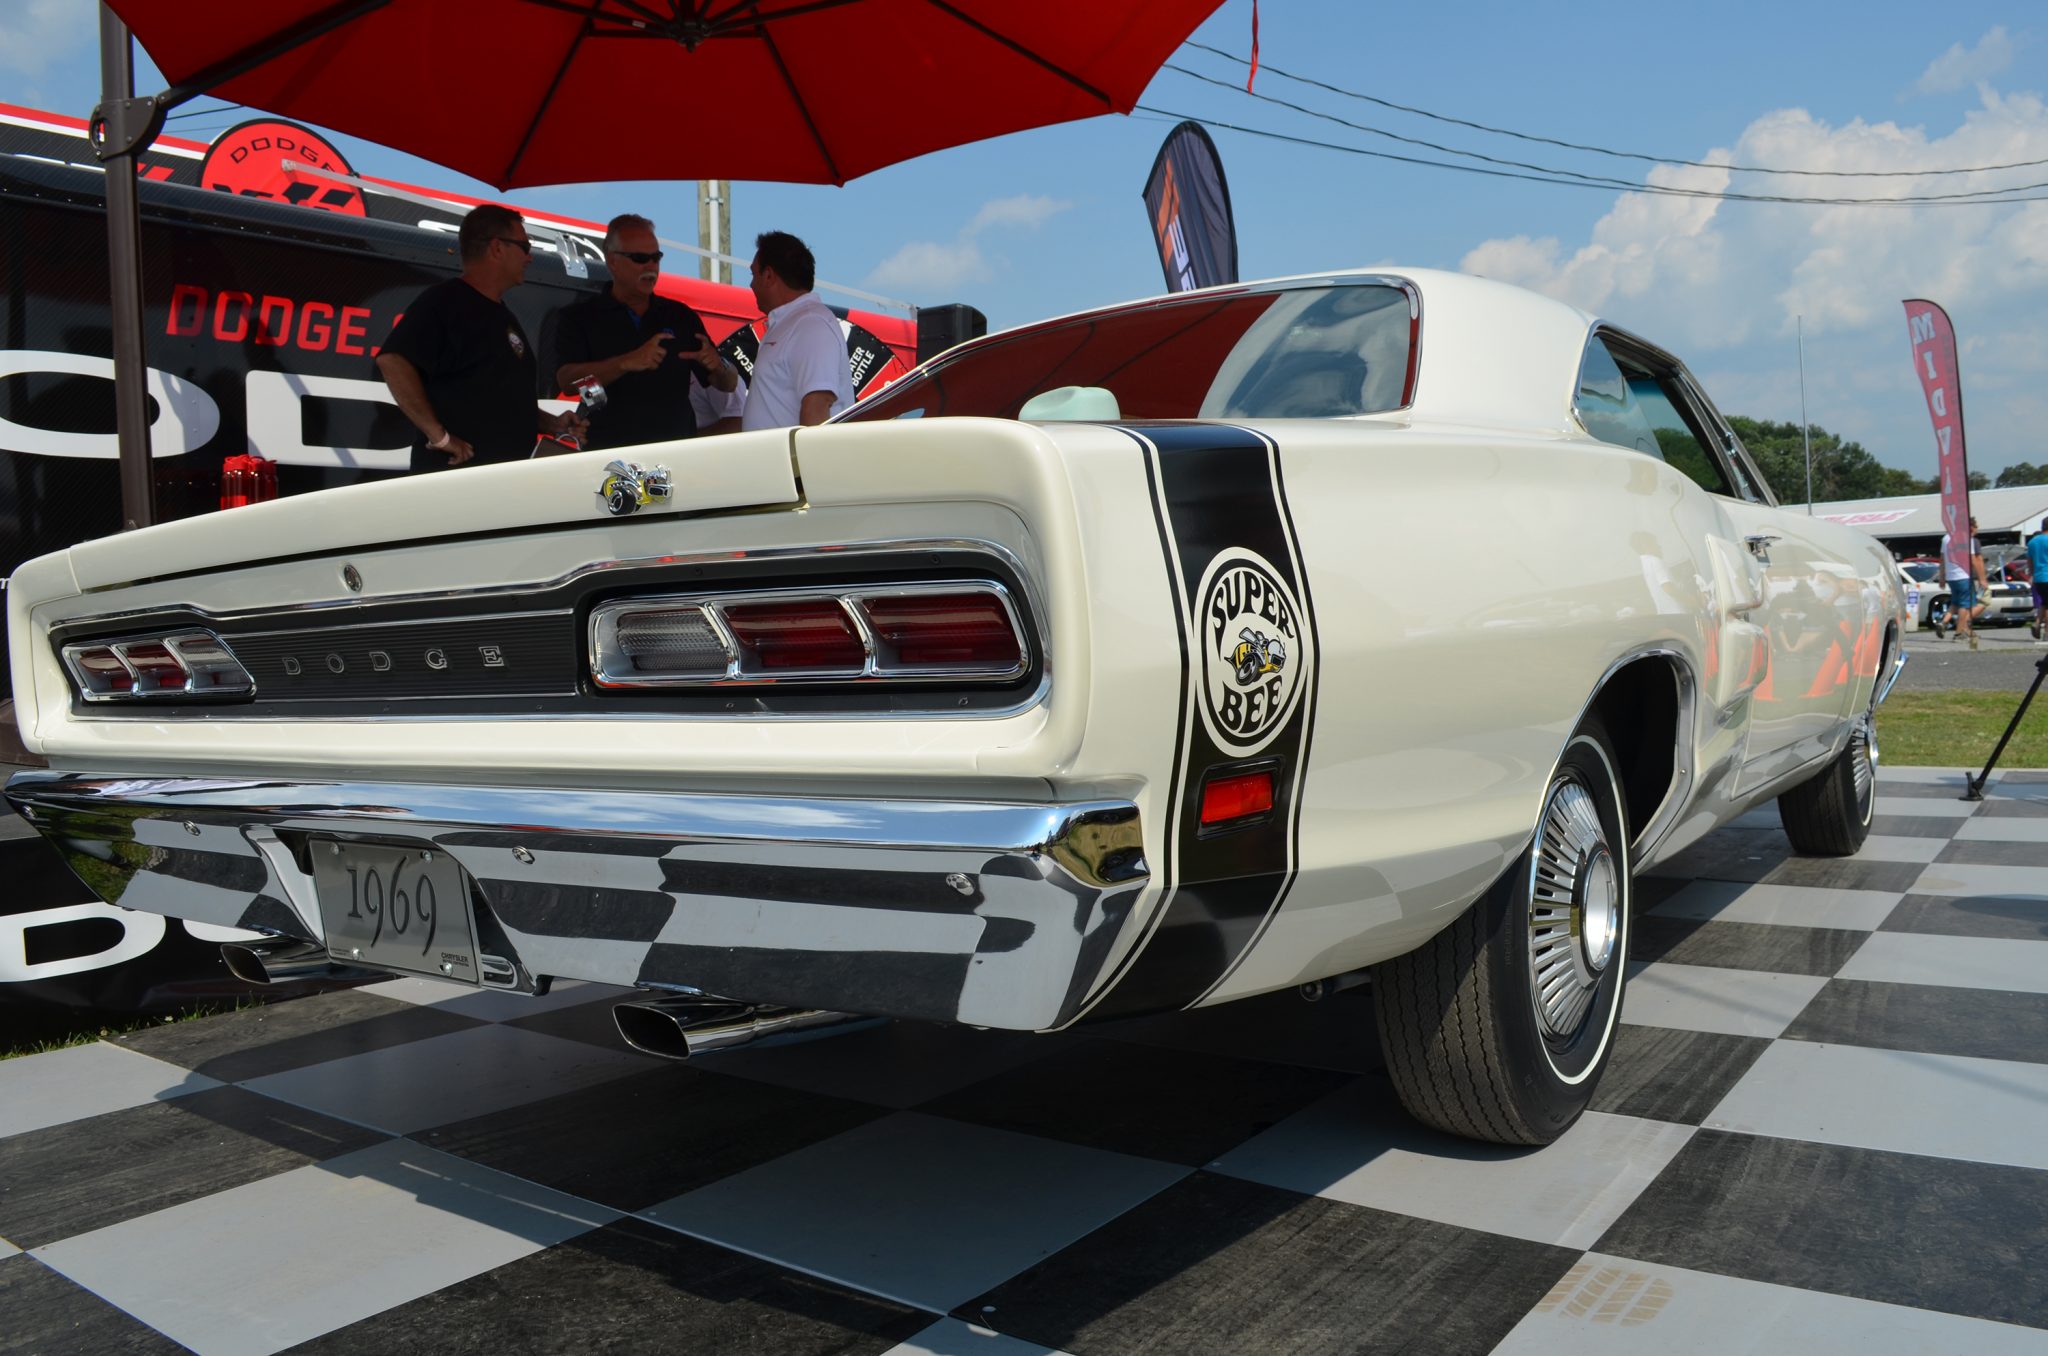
(610, 249), (663, 266)
(496, 237), (533, 254)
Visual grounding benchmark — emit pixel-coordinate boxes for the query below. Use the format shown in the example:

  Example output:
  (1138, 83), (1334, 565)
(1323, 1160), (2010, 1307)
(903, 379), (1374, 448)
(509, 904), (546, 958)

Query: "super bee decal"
(1198, 548), (1310, 754)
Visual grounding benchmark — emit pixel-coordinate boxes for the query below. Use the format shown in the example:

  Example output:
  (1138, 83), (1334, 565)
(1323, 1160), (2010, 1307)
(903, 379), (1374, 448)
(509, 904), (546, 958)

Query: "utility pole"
(97, 3), (156, 530)
(1798, 314), (1813, 514)
(697, 180), (731, 285)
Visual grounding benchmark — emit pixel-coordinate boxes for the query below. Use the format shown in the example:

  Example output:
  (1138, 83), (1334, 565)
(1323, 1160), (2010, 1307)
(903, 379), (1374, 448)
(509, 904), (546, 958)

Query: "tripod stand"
(1963, 651), (2048, 800)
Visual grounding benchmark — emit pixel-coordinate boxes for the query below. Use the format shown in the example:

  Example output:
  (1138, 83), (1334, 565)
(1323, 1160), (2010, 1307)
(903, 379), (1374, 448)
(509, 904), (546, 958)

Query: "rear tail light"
(61, 630), (255, 702)
(589, 583), (1029, 689)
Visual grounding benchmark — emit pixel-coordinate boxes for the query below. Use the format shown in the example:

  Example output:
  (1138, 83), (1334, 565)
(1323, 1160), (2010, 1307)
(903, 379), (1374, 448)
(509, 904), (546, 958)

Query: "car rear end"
(4, 420), (1181, 1032)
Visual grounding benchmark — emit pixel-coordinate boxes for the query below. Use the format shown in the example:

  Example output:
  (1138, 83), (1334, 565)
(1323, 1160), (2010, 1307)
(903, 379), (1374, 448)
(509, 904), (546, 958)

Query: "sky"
(7, 0), (2048, 487)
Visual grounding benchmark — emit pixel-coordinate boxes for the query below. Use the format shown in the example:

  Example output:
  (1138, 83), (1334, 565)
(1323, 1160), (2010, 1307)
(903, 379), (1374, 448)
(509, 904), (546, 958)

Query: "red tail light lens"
(1200, 769), (1276, 827)
(62, 630), (254, 702)
(115, 641), (190, 694)
(720, 599), (866, 673)
(856, 592), (1023, 673)
(70, 646), (136, 695)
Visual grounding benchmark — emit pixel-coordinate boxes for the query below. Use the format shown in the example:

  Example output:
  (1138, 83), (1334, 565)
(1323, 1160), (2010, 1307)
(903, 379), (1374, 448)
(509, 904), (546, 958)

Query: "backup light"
(62, 630), (256, 702)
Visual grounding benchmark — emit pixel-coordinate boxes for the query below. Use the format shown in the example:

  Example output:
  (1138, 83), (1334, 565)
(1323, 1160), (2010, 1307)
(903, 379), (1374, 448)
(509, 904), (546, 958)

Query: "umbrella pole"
(96, 4), (158, 531)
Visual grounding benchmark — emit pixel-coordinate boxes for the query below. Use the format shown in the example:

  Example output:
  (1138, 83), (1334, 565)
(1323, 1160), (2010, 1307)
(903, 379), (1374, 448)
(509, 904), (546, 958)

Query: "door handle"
(1744, 533), (1780, 560)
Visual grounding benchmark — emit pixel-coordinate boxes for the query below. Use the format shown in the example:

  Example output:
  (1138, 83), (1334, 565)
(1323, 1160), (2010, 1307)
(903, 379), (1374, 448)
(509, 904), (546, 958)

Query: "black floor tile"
(1934, 839), (2048, 867)
(286, 1217), (930, 1356)
(1632, 876), (1689, 910)
(1975, 799), (2048, 818)
(502, 994), (644, 1052)
(115, 988), (480, 1083)
(0, 1253), (185, 1355)
(1875, 781), (1974, 799)
(1869, 814), (1967, 838)
(418, 1064), (885, 1212)
(1629, 917), (1865, 977)
(1783, 979), (2048, 1064)
(1879, 893), (2048, 941)
(1995, 770), (2048, 785)
(1591, 1026), (1773, 1125)
(1088, 983), (1385, 1075)
(969, 1172), (1579, 1356)
(1597, 1130), (2048, 1328)
(0, 1086), (386, 1250)
(922, 1038), (1355, 1166)
(1643, 832), (1788, 883)
(1756, 855), (1929, 892)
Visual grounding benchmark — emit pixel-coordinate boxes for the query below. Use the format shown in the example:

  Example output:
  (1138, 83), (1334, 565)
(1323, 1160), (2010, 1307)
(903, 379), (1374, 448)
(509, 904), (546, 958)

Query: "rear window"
(843, 283), (1415, 423)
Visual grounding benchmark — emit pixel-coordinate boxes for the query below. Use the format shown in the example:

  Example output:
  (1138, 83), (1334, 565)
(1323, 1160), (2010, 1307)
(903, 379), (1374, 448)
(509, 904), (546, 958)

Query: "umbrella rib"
(162, 0), (395, 106)
(503, 7), (599, 185)
(758, 24), (843, 183)
(916, 0), (1113, 109)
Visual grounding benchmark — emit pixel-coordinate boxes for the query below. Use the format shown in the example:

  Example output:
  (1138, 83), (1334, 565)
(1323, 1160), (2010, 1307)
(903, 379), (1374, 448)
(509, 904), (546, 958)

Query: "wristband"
(427, 429), (452, 451)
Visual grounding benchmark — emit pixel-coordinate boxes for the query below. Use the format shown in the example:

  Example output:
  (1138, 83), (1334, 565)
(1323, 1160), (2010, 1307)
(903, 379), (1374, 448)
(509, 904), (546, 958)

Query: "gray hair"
(603, 213), (655, 254)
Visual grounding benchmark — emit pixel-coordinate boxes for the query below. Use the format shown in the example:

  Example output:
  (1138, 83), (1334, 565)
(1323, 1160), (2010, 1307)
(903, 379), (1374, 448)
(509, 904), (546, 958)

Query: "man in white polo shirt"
(740, 231), (855, 431)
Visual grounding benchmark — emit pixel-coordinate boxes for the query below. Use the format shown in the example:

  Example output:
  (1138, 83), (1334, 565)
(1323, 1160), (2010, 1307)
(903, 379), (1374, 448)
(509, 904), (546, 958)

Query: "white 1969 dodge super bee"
(4, 269), (1904, 1145)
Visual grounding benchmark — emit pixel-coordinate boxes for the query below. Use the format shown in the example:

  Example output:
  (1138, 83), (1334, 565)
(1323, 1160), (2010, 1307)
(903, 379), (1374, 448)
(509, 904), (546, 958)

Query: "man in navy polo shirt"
(547, 214), (741, 450)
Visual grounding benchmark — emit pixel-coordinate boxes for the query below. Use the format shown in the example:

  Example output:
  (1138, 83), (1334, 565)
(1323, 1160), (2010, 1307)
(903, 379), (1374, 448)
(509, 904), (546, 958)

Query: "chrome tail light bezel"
(589, 581), (1032, 689)
(61, 629), (258, 703)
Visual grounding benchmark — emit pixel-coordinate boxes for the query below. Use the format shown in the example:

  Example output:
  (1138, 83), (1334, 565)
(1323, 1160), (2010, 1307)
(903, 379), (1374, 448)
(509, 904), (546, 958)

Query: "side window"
(1574, 336), (1734, 497)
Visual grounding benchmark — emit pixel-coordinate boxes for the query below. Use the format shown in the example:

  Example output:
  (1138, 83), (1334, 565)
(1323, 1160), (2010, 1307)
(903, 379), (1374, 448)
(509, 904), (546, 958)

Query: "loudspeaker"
(917, 304), (987, 364)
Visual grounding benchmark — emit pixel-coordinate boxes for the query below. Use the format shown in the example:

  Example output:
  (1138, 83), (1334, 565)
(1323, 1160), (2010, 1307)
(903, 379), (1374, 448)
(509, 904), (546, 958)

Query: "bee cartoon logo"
(1195, 547), (1312, 754)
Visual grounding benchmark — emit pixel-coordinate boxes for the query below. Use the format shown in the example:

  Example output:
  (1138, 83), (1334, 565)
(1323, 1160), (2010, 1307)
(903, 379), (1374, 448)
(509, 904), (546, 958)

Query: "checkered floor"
(4, 765), (2047, 1355)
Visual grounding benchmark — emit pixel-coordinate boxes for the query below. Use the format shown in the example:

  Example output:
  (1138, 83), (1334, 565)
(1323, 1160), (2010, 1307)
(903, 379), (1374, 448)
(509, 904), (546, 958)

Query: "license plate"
(312, 839), (481, 984)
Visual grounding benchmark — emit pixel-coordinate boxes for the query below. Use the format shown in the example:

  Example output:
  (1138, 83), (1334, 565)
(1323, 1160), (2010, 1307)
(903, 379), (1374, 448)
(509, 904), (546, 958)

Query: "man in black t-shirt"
(547, 213), (741, 451)
(376, 204), (585, 471)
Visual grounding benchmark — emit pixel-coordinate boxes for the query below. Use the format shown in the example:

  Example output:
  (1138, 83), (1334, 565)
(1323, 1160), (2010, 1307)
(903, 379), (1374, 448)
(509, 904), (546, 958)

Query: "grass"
(1879, 689), (2048, 768)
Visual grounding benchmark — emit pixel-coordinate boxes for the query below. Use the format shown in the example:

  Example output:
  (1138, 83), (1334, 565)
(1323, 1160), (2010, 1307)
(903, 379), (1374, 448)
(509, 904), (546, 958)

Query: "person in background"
(1938, 515), (1988, 650)
(2028, 517), (2048, 642)
(741, 230), (854, 431)
(375, 204), (584, 470)
(547, 213), (738, 450)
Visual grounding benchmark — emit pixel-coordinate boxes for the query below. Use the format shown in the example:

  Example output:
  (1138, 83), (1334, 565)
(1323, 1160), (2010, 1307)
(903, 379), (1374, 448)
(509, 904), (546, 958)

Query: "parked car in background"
(1901, 560), (1949, 632)
(1981, 559), (2034, 627)
(3, 268), (1905, 1148)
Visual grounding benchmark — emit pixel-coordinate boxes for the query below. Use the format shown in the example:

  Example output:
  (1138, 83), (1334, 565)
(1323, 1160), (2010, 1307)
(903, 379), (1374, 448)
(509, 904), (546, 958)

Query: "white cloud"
(866, 194), (1071, 295)
(0, 0), (95, 77)
(1457, 85), (2048, 480)
(1913, 26), (2016, 97)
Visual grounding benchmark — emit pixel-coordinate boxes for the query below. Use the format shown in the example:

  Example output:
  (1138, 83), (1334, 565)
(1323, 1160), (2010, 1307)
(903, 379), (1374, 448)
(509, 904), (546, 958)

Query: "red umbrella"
(105, 0), (1224, 188)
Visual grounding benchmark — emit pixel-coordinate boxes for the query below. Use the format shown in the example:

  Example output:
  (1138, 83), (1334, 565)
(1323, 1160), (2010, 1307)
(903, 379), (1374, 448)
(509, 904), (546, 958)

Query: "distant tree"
(1996, 462), (2048, 488)
(1725, 415), (1920, 503)
(1919, 470), (1992, 492)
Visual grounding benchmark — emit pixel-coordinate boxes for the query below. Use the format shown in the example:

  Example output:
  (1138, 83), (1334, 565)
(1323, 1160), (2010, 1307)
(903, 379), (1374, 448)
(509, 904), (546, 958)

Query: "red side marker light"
(1201, 770), (1275, 827)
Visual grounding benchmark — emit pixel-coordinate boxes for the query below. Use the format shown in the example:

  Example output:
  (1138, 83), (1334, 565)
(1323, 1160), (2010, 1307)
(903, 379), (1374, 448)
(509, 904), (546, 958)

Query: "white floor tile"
(1492, 1252), (2048, 1355)
(0, 1237), (17, 1260)
(1621, 962), (1827, 1038)
(1854, 835), (1948, 864)
(642, 1111), (1186, 1312)
(1838, 932), (2048, 994)
(1955, 818), (2048, 843)
(241, 1023), (649, 1135)
(0, 1042), (219, 1139)
(357, 976), (631, 1022)
(1649, 880), (1900, 931)
(1707, 1042), (2048, 1170)
(1211, 1083), (1692, 1250)
(884, 1318), (1075, 1356)
(32, 1140), (617, 1356)
(1904, 862), (2048, 899)
(1874, 796), (1978, 818)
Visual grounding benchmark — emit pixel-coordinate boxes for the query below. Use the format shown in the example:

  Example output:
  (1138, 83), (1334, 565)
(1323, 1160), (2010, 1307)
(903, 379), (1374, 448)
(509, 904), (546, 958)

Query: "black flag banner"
(1142, 120), (1239, 294)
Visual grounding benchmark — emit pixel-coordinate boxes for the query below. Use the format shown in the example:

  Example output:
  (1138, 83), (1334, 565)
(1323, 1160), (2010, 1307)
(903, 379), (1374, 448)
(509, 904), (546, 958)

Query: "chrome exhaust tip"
(220, 940), (387, 986)
(612, 996), (865, 1059)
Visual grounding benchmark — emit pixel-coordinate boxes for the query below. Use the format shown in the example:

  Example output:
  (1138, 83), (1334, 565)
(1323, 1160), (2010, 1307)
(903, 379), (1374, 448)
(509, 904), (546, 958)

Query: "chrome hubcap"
(1851, 711), (1877, 823)
(1528, 780), (1619, 1039)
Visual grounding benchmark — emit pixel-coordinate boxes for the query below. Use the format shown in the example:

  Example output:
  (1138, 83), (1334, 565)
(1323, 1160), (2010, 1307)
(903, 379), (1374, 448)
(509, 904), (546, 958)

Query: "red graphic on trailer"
(200, 118), (366, 216)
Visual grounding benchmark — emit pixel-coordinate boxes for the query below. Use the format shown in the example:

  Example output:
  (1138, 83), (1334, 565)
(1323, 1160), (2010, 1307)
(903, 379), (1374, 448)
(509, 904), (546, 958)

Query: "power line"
(1181, 38), (2048, 180)
(1134, 104), (2048, 206)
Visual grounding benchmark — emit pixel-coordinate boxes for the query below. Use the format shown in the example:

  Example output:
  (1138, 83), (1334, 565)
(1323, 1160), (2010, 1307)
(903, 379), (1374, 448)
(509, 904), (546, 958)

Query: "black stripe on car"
(1084, 423), (1320, 1019)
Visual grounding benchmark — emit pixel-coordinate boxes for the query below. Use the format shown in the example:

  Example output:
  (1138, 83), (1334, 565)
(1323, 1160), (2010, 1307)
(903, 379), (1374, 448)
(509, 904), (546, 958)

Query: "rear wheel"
(1778, 705), (1876, 856)
(1927, 597), (1949, 632)
(1371, 716), (1631, 1145)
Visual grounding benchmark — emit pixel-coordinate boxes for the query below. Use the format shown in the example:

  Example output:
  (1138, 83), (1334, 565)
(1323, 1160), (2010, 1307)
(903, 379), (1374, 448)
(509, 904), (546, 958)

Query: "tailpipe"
(612, 996), (868, 1059)
(221, 940), (388, 986)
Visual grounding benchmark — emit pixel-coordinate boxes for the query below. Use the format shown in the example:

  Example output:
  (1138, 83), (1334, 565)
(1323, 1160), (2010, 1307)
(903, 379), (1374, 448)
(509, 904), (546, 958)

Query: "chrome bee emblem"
(598, 460), (673, 517)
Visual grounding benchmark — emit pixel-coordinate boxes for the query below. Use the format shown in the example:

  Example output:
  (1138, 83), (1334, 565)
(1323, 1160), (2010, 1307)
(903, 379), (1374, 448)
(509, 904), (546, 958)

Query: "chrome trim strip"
(5, 770), (1148, 1032)
(1877, 645), (1908, 706)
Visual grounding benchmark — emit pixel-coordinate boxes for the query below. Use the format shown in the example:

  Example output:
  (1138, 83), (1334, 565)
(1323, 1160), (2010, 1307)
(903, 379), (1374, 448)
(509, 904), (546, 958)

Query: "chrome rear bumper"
(3, 772), (1147, 1031)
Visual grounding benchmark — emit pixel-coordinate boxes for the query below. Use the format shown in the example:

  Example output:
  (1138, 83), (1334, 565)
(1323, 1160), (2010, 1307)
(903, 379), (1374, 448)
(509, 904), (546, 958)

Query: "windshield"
(1904, 562), (1940, 583)
(843, 282), (1415, 423)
